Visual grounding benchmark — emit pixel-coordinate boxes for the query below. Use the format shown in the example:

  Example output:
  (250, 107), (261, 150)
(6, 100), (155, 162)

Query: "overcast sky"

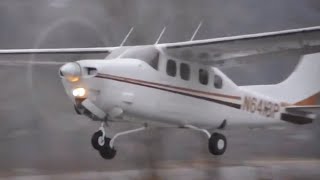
(0, 0), (319, 84)
(0, 0), (319, 49)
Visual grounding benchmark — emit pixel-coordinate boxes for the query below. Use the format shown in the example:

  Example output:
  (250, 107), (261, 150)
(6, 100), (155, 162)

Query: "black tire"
(99, 137), (117, 159)
(91, 130), (104, 150)
(208, 132), (227, 155)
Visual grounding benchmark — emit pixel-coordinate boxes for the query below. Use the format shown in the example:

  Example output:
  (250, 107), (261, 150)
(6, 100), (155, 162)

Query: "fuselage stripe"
(98, 73), (241, 100)
(95, 74), (241, 109)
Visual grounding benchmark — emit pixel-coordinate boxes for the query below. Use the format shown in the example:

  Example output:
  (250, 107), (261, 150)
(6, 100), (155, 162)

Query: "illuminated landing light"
(72, 88), (86, 97)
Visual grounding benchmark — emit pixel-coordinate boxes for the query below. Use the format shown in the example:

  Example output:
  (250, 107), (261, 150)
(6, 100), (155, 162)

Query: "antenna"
(190, 21), (203, 41)
(155, 26), (166, 45)
(120, 27), (134, 46)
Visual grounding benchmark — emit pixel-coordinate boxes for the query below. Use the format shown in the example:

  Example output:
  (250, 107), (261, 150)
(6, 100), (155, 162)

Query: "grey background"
(0, 0), (320, 179)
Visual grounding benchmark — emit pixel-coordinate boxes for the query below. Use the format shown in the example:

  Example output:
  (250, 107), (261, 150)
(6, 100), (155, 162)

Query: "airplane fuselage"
(2, 25), (319, 159)
(61, 47), (286, 129)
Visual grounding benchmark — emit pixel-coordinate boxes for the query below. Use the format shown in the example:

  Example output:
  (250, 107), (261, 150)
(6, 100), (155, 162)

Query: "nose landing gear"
(91, 122), (147, 160)
(91, 122), (117, 159)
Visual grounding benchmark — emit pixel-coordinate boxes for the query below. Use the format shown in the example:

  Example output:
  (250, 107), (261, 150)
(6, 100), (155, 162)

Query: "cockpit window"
(106, 48), (129, 59)
(121, 46), (160, 70)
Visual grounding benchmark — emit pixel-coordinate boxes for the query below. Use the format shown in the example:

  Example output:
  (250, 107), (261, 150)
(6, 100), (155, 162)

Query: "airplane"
(0, 25), (320, 160)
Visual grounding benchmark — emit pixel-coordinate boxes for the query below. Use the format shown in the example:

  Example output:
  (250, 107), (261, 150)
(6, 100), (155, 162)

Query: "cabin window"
(166, 59), (177, 77)
(199, 69), (208, 85)
(214, 75), (223, 89)
(180, 63), (190, 80)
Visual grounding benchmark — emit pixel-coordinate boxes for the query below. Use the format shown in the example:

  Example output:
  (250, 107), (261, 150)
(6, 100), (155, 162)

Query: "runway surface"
(0, 56), (320, 179)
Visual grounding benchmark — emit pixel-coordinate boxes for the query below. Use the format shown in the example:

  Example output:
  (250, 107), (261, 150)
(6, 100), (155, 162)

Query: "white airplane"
(0, 26), (320, 159)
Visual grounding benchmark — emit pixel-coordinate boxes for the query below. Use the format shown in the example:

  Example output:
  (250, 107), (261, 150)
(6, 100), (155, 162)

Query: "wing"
(0, 47), (117, 66)
(0, 60), (67, 66)
(0, 47), (117, 54)
(159, 26), (320, 66)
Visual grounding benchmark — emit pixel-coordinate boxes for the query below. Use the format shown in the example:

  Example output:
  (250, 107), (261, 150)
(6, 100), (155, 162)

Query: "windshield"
(121, 46), (160, 70)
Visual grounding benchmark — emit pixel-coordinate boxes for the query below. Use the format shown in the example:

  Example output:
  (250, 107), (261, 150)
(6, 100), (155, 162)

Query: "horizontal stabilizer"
(286, 105), (320, 115)
(280, 105), (320, 125)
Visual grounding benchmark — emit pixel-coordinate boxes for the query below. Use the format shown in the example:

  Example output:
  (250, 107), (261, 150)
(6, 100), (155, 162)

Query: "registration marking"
(242, 96), (280, 118)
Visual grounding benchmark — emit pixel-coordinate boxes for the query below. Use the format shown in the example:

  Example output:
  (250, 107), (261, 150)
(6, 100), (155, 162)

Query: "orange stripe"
(295, 92), (320, 106)
(102, 74), (241, 100)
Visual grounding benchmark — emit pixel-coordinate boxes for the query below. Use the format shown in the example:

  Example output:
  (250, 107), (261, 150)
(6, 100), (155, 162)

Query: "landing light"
(72, 88), (86, 97)
(67, 76), (80, 82)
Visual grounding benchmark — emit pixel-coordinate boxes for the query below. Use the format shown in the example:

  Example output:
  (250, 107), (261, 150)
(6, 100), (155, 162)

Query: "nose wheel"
(91, 123), (147, 160)
(91, 124), (117, 160)
(91, 130), (104, 150)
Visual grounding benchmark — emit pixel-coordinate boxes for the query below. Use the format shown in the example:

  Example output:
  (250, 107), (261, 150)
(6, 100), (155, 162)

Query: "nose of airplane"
(59, 62), (81, 82)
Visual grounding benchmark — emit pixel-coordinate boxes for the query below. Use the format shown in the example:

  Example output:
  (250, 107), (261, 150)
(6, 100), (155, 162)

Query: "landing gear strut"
(184, 125), (227, 156)
(91, 122), (147, 160)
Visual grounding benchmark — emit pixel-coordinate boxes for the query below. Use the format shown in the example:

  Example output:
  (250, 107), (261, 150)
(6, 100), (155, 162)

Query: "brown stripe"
(95, 74), (241, 109)
(101, 73), (241, 100)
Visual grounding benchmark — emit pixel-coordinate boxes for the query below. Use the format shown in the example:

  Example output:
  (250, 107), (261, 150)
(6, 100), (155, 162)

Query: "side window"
(180, 63), (190, 80)
(199, 69), (208, 85)
(214, 75), (223, 89)
(166, 59), (177, 77)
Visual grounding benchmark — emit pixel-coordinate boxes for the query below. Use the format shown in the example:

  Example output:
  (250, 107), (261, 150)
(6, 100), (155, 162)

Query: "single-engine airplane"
(0, 26), (320, 159)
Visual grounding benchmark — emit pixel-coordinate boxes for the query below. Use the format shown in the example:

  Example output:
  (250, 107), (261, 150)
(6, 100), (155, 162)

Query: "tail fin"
(243, 52), (320, 105)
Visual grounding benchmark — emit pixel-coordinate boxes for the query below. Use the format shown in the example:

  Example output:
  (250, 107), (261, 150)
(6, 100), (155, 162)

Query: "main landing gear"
(91, 122), (226, 159)
(184, 125), (227, 156)
(208, 132), (227, 155)
(91, 122), (147, 159)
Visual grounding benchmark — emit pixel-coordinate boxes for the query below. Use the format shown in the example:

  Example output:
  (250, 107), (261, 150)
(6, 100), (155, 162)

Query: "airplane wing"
(0, 47), (117, 54)
(0, 47), (117, 66)
(159, 26), (320, 66)
(0, 60), (67, 66)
